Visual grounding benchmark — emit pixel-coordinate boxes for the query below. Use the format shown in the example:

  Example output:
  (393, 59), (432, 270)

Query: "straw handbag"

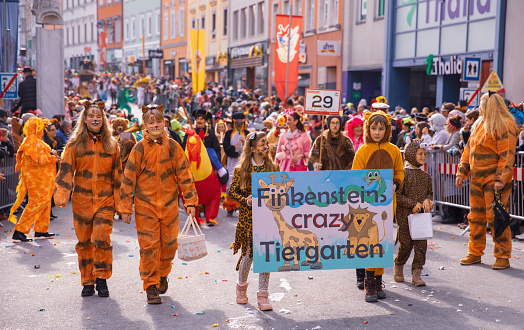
(177, 215), (208, 261)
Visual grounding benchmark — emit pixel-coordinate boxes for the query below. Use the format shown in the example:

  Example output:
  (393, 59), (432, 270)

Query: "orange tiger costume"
(55, 102), (122, 288)
(119, 118), (198, 294)
(10, 117), (58, 240)
(457, 121), (517, 265)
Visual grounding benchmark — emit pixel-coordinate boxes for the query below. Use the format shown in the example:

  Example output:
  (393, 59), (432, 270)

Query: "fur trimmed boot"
(411, 269), (426, 286)
(236, 282), (249, 304)
(394, 264), (404, 282)
(257, 290), (273, 311)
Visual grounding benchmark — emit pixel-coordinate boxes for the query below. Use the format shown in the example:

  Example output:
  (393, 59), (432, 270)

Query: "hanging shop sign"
(299, 42), (307, 64)
(148, 49), (164, 59)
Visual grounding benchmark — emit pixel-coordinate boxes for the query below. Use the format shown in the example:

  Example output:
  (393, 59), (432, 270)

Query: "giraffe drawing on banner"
(258, 174), (323, 271)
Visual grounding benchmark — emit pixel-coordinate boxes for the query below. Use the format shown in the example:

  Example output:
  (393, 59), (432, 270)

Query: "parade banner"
(190, 29), (206, 93)
(274, 14), (302, 102)
(252, 170), (394, 273)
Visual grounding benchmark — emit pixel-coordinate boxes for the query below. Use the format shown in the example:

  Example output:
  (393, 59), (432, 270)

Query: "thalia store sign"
(425, 54), (463, 76)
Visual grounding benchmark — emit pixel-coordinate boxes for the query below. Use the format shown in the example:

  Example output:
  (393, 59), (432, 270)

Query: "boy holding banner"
(352, 108), (404, 303)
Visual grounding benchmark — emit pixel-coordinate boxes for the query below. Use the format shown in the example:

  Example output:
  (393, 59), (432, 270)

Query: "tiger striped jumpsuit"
(119, 132), (198, 290)
(457, 122), (517, 259)
(55, 136), (122, 286)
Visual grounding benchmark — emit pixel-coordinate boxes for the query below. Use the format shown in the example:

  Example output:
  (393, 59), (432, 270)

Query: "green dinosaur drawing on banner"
(308, 170), (387, 207)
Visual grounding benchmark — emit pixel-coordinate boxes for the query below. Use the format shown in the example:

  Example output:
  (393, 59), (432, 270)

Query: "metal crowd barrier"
(0, 155), (19, 211)
(428, 151), (524, 221)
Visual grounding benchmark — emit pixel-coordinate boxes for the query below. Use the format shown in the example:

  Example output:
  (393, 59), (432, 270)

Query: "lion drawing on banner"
(259, 174), (323, 271)
(339, 205), (388, 256)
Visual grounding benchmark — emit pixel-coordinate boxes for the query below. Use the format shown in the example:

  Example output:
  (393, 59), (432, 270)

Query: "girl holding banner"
(229, 132), (278, 311)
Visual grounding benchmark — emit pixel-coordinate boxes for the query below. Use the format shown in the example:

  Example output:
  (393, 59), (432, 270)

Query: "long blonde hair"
(236, 131), (278, 190)
(70, 103), (117, 157)
(473, 93), (517, 136)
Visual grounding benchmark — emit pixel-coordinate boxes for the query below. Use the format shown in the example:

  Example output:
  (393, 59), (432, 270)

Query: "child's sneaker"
(364, 277), (378, 303)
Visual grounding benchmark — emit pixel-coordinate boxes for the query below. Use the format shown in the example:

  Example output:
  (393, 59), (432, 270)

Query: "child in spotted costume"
(229, 131), (279, 311)
(120, 105), (198, 305)
(394, 141), (433, 287)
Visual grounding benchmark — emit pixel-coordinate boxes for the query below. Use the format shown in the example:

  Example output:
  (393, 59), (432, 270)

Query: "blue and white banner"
(252, 169), (394, 273)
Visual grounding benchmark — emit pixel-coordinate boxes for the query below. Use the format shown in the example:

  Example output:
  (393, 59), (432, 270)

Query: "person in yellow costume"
(352, 106), (404, 303)
(10, 117), (60, 241)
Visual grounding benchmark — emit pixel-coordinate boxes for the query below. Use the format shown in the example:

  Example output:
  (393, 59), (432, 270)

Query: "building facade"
(122, 0), (161, 76)
(160, 0), (188, 79)
(228, 0), (269, 93)
(97, 0), (123, 72)
(384, 0), (506, 110)
(502, 0), (524, 103)
(62, 0), (98, 71)
(342, 0), (385, 105)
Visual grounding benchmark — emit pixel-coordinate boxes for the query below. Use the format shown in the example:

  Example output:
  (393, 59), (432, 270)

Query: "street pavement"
(1, 204), (523, 330)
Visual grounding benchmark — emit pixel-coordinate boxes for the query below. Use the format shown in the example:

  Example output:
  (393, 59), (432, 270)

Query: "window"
(233, 11), (238, 40)
(115, 18), (121, 43)
(211, 11), (216, 39)
(258, 2), (264, 34)
(147, 12), (153, 37)
(223, 7), (228, 36)
(125, 18), (130, 41)
(131, 16), (136, 40)
(72, 26), (75, 44)
(170, 9), (175, 39)
(66, 28), (69, 45)
(241, 8), (246, 38)
(376, 0), (385, 19)
(318, 0), (328, 29)
(163, 12), (168, 40)
(359, 0), (367, 22)
(84, 23), (87, 43)
(271, 2), (279, 40)
(108, 21), (114, 44)
(92, 22), (95, 42)
(140, 15), (145, 37)
(192, 18), (196, 29)
(249, 5), (255, 37)
(132, 16), (136, 40)
(201, 14), (205, 30)
(77, 24), (80, 44)
(305, 0), (314, 31)
(332, 0), (339, 24)
(179, 8), (185, 37)
(156, 10), (161, 36)
(282, 0), (289, 14)
(294, 0), (302, 16)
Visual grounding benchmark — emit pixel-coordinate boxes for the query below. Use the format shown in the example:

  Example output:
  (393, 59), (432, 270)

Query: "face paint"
(85, 107), (103, 132)
(235, 119), (243, 127)
(254, 138), (269, 157)
(145, 114), (164, 139)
